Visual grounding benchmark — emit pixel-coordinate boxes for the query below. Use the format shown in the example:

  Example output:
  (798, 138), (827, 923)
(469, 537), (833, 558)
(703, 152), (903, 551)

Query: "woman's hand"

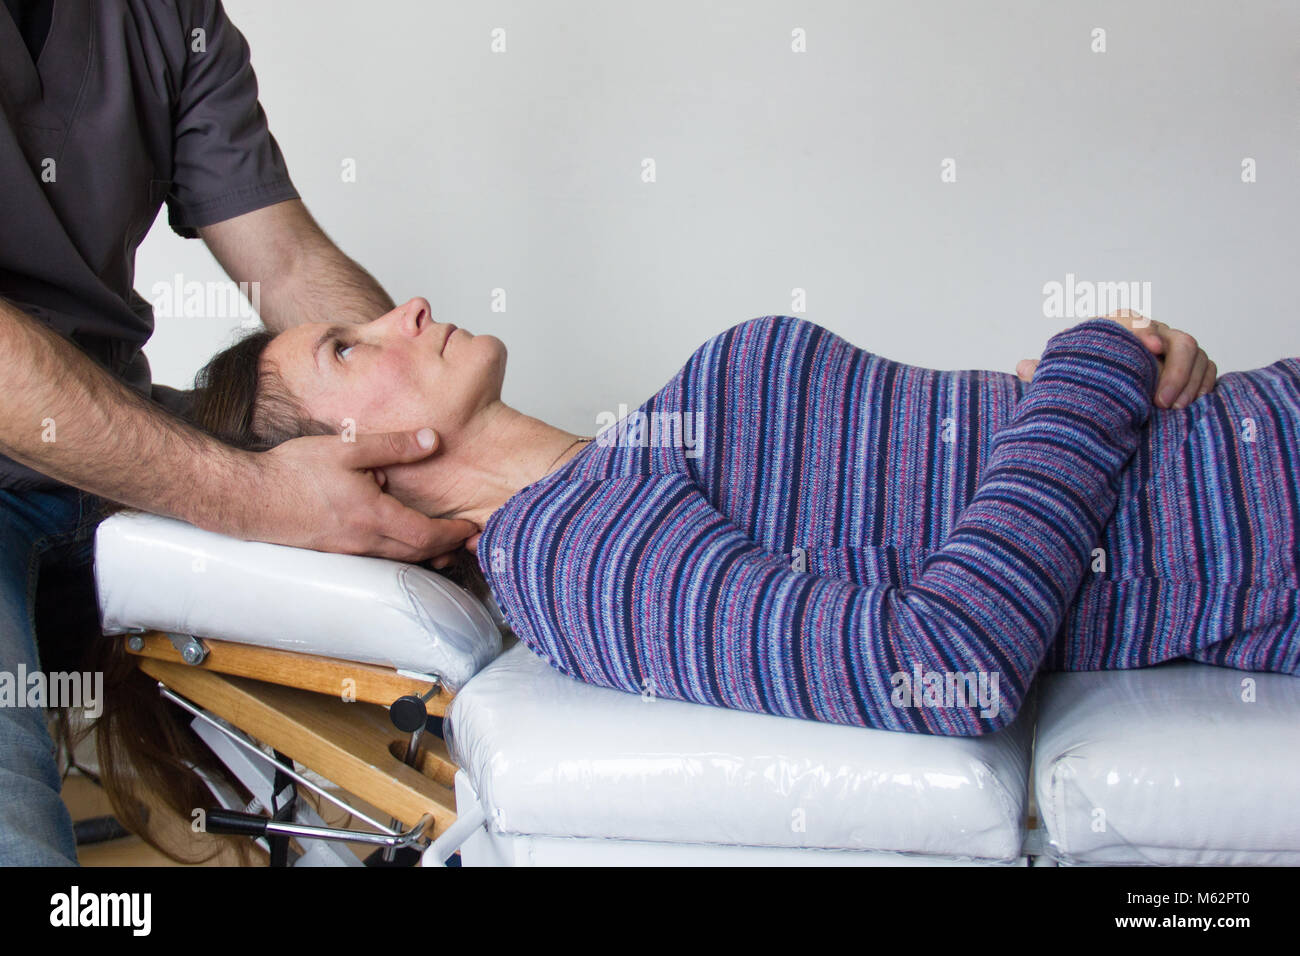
(1016, 310), (1218, 409)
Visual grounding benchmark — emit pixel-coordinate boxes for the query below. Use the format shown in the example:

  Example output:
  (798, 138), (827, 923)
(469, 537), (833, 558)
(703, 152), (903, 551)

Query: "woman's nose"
(400, 297), (432, 335)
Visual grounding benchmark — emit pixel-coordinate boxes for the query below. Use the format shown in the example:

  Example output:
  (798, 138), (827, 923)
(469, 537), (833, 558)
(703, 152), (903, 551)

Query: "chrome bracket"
(165, 631), (209, 666)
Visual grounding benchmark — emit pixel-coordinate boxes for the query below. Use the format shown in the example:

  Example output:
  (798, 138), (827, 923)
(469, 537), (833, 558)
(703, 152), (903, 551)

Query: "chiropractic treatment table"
(92, 511), (1300, 866)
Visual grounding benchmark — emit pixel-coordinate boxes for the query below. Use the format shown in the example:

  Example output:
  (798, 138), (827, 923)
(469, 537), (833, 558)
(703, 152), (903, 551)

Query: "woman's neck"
(402, 400), (589, 532)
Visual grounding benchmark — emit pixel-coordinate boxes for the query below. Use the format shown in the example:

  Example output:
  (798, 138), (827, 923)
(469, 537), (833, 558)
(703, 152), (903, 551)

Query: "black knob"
(389, 694), (428, 733)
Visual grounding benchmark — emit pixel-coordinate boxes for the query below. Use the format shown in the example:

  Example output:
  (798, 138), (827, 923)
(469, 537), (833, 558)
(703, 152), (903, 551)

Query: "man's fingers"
(369, 525), (470, 563)
(1016, 359), (1038, 383)
(344, 428), (441, 470)
(371, 493), (477, 560)
(363, 538), (434, 563)
(1155, 332), (1200, 408)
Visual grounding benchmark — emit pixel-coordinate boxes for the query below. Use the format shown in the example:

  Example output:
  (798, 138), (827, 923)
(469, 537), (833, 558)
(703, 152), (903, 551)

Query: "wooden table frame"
(125, 631), (461, 843)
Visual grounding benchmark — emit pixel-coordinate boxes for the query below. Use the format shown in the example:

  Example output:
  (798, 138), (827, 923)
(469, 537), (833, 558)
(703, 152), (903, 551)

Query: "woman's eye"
(334, 341), (355, 361)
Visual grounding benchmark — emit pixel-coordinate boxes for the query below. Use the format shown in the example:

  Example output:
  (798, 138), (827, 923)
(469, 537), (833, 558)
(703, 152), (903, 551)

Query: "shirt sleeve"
(165, 0), (300, 237)
(483, 319), (1159, 736)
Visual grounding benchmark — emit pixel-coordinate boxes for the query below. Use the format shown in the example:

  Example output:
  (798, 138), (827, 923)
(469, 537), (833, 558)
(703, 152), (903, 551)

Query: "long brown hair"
(68, 329), (485, 863)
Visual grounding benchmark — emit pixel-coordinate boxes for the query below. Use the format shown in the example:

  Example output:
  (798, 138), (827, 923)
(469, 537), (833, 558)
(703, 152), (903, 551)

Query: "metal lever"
(377, 682), (442, 863)
(206, 808), (433, 850)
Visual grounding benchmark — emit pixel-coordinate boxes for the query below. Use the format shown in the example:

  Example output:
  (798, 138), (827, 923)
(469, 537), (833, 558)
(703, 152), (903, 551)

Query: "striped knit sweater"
(477, 316), (1300, 735)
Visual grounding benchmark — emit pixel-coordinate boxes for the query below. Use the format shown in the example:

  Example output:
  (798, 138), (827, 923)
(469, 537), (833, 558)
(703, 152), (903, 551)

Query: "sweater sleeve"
(483, 319), (1159, 735)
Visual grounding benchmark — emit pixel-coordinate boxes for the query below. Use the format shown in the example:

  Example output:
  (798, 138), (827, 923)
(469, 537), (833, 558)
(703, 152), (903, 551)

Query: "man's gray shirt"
(0, 0), (299, 490)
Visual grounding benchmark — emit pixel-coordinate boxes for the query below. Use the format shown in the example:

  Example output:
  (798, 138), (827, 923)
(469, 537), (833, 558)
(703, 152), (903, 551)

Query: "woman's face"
(261, 297), (507, 438)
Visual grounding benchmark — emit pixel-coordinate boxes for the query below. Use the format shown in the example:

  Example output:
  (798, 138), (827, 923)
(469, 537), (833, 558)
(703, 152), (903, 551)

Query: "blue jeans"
(0, 485), (107, 866)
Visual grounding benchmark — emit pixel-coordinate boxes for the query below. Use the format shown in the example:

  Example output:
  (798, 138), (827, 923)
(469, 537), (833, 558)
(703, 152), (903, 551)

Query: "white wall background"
(136, 0), (1300, 435)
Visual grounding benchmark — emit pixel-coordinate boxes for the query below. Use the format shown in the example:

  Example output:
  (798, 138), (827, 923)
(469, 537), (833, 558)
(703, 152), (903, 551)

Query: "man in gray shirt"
(0, 0), (475, 864)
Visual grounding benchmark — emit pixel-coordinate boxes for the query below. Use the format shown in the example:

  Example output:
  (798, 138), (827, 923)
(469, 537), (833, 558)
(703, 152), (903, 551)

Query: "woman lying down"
(189, 302), (1299, 737)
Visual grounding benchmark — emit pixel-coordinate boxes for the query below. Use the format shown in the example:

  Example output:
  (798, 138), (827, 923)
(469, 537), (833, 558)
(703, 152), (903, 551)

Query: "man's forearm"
(0, 298), (256, 531)
(265, 239), (395, 334)
(199, 199), (395, 334)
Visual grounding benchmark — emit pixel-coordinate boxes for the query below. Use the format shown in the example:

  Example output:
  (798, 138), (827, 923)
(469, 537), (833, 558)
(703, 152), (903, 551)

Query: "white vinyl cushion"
(446, 641), (1035, 861)
(94, 511), (502, 688)
(1034, 662), (1300, 865)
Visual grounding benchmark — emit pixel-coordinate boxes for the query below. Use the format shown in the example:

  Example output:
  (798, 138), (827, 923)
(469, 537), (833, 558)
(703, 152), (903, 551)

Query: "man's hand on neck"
(372, 401), (587, 535)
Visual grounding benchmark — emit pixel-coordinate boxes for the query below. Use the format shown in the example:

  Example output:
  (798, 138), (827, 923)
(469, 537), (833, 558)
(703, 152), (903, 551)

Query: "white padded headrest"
(94, 511), (501, 689)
